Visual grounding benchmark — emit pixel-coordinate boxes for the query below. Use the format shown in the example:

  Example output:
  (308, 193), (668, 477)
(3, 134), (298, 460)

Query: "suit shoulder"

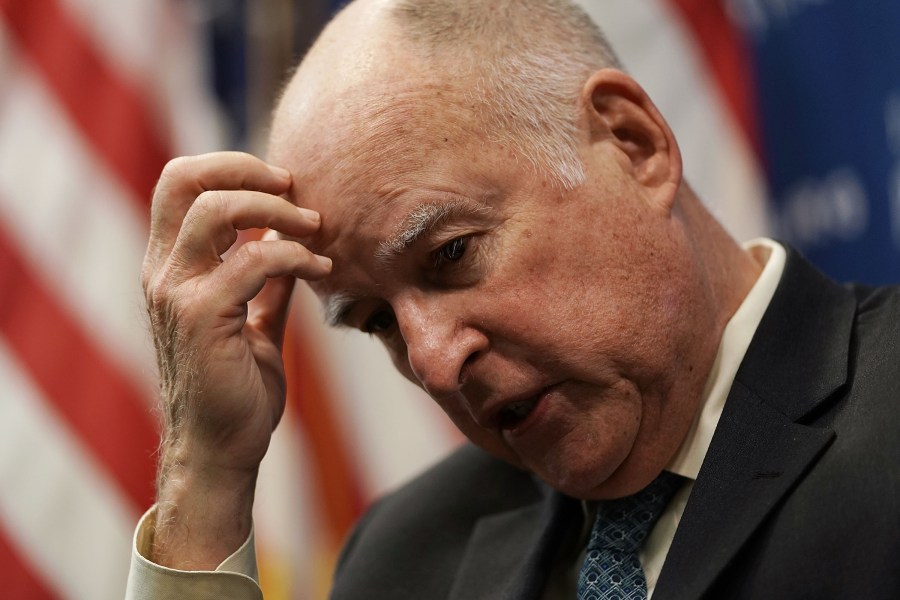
(848, 283), (900, 380)
(851, 282), (900, 328)
(332, 444), (543, 596)
(356, 443), (541, 532)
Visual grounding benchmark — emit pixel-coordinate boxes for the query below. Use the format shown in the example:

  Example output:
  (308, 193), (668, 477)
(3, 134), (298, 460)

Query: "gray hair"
(388, 0), (622, 189)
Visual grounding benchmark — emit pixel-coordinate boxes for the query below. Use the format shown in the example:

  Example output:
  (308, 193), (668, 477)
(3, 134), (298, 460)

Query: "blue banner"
(732, 0), (900, 284)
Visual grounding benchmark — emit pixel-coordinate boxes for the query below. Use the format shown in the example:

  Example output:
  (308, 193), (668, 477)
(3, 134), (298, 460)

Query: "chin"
(531, 456), (623, 500)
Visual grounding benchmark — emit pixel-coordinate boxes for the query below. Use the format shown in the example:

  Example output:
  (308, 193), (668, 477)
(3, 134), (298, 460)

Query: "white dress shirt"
(126, 239), (786, 600)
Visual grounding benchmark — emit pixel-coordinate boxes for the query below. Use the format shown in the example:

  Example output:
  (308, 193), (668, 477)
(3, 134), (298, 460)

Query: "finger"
(172, 190), (321, 272)
(206, 238), (332, 310)
(248, 231), (298, 349)
(146, 152), (292, 272)
(249, 276), (296, 351)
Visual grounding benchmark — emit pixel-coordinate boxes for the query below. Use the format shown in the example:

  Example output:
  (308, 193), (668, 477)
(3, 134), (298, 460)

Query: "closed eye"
(362, 308), (397, 335)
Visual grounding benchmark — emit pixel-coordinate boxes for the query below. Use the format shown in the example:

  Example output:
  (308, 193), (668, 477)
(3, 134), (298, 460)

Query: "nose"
(395, 294), (487, 400)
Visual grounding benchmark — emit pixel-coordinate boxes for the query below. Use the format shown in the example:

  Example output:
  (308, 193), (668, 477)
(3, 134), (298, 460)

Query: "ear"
(579, 69), (682, 209)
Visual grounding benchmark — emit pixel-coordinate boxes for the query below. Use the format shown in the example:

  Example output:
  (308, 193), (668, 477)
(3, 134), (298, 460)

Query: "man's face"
(275, 81), (706, 499)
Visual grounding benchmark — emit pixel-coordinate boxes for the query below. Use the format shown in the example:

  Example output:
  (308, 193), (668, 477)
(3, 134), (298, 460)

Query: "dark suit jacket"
(331, 249), (900, 599)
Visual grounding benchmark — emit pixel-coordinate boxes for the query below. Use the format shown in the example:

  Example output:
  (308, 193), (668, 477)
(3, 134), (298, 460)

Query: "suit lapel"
(449, 488), (580, 600)
(655, 382), (835, 598)
(655, 249), (856, 599)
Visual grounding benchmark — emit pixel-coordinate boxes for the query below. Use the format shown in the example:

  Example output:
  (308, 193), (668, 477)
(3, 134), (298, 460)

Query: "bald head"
(263, 0), (768, 502)
(270, 0), (623, 189)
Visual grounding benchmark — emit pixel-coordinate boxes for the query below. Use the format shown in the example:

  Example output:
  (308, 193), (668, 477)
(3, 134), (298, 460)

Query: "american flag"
(2, 0), (894, 598)
(0, 2), (457, 596)
(0, 0), (217, 596)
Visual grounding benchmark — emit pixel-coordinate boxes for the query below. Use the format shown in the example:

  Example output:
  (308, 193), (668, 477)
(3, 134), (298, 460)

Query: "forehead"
(278, 104), (504, 310)
(274, 77), (490, 231)
(301, 134), (498, 264)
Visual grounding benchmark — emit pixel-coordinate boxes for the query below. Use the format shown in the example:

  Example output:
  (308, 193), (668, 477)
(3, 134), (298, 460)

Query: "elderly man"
(127, 0), (900, 598)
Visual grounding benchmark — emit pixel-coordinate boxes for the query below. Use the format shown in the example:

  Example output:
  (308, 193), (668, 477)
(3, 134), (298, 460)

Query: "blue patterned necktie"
(576, 471), (684, 600)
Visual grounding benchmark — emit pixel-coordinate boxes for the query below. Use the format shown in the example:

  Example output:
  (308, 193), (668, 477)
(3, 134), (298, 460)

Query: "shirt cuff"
(124, 505), (263, 600)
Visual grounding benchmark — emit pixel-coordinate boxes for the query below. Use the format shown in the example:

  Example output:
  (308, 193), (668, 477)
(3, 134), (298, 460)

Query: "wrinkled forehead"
(271, 77), (483, 224)
(270, 88), (493, 306)
(272, 74), (478, 168)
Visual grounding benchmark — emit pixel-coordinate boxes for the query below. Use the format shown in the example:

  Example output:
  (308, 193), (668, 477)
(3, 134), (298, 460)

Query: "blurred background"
(0, 0), (897, 598)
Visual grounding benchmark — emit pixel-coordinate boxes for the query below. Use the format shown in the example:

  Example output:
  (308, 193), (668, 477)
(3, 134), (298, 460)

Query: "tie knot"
(587, 471), (684, 553)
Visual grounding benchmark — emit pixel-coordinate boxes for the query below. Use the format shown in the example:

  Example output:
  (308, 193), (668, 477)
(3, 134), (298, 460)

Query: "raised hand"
(140, 152), (331, 569)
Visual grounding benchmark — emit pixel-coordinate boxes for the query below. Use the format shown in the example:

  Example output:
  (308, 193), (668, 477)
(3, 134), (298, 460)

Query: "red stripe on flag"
(667, 0), (762, 157)
(0, 522), (58, 600)
(0, 219), (158, 509)
(284, 326), (365, 547)
(0, 0), (169, 207)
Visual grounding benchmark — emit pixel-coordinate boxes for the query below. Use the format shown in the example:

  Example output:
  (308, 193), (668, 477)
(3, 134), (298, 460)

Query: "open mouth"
(496, 396), (540, 430)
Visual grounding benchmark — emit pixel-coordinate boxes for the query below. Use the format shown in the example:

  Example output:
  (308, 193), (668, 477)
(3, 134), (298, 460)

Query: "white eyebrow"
(325, 198), (489, 327)
(375, 199), (488, 263)
(375, 201), (457, 260)
(321, 203), (462, 328)
(322, 292), (360, 328)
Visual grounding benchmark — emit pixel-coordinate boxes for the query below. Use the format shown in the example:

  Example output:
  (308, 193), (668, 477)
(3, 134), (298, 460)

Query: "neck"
(678, 185), (765, 336)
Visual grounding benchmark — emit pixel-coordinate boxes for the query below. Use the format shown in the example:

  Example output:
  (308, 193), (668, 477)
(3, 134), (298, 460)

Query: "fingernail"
(316, 255), (332, 270)
(298, 207), (320, 222)
(269, 165), (291, 179)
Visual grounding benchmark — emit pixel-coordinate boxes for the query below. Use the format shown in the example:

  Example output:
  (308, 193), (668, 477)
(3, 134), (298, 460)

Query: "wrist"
(151, 452), (259, 570)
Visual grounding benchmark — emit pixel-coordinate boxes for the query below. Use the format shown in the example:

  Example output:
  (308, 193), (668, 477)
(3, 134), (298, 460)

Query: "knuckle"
(144, 273), (171, 313)
(281, 240), (314, 269)
(150, 156), (200, 219)
(159, 156), (194, 185)
(235, 240), (265, 266)
(290, 241), (313, 264)
(154, 157), (194, 201)
(145, 274), (203, 334)
(139, 260), (154, 292)
(192, 189), (228, 220)
(143, 261), (187, 314)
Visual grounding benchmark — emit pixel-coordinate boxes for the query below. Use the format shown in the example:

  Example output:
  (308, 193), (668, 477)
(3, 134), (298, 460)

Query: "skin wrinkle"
(377, 202), (456, 259)
(130, 0), (786, 576)
(325, 198), (493, 327)
(375, 199), (490, 261)
(334, 84), (478, 187)
(263, 0), (763, 500)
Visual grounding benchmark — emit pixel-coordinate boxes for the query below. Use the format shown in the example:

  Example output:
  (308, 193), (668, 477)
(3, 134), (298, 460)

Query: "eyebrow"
(322, 292), (360, 328)
(375, 199), (487, 264)
(323, 197), (490, 328)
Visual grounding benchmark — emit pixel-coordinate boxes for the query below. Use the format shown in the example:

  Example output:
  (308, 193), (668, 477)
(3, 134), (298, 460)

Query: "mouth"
(490, 384), (559, 432)
(495, 396), (541, 430)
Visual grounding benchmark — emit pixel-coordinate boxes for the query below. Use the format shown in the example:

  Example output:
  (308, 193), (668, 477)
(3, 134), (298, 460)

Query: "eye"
(362, 309), (396, 335)
(433, 237), (468, 267)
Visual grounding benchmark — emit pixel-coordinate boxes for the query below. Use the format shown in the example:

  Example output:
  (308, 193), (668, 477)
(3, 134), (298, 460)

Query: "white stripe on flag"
(0, 20), (155, 396)
(57, 0), (162, 84)
(59, 0), (226, 156)
(0, 340), (138, 600)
